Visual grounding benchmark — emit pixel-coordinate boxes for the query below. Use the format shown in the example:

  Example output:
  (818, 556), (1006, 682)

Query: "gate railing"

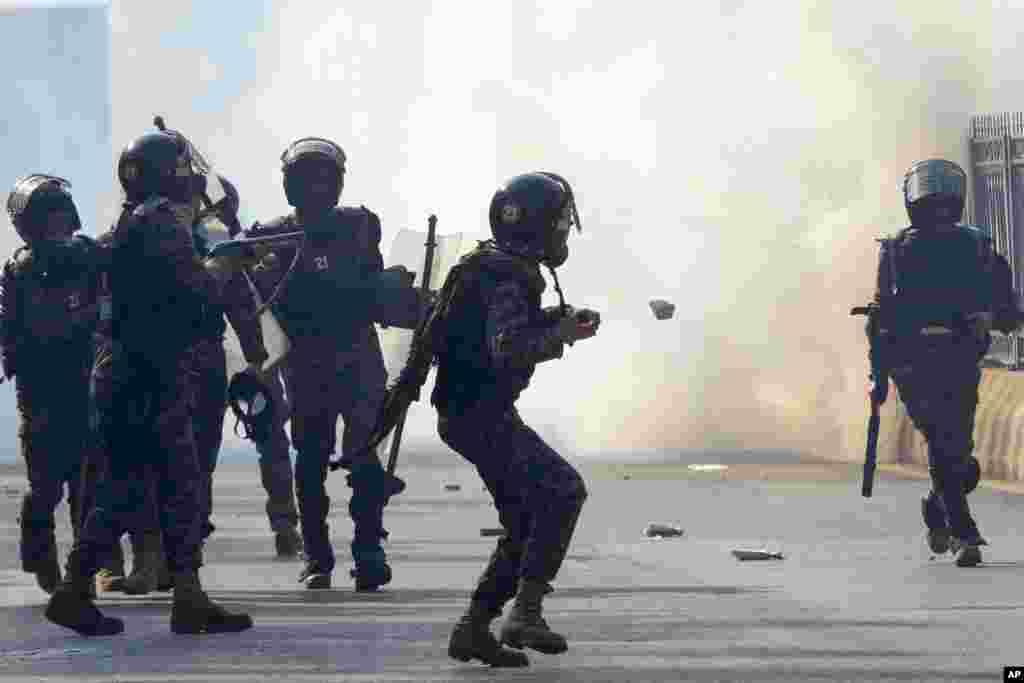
(969, 113), (1024, 368)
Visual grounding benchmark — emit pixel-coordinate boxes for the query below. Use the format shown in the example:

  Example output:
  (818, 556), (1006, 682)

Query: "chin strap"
(545, 263), (568, 316)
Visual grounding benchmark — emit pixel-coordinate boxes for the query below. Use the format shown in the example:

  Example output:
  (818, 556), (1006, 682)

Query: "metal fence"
(969, 112), (1024, 368)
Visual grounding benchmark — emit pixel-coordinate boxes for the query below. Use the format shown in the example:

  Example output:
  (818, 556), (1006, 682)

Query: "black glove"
(555, 308), (600, 344)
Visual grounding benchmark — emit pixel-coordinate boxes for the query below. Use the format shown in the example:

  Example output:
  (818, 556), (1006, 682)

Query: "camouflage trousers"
(288, 343), (389, 572)
(250, 364), (299, 534)
(70, 344), (203, 577)
(890, 338), (983, 542)
(438, 406), (588, 615)
(87, 340), (300, 545)
(14, 361), (91, 571)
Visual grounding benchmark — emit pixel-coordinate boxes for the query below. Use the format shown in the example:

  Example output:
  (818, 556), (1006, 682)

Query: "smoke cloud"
(96, 1), (1024, 458)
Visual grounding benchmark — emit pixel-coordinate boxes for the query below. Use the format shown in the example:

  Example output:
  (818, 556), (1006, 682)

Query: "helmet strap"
(545, 263), (569, 316)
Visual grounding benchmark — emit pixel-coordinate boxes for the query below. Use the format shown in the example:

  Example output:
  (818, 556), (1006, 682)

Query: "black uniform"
(247, 207), (398, 583)
(1, 235), (102, 590)
(433, 243), (588, 609)
(872, 224), (1018, 549)
(70, 196), (224, 578)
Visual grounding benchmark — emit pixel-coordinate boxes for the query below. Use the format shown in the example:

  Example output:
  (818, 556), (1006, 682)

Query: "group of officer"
(4, 108), (1011, 667)
(2, 120), (601, 667)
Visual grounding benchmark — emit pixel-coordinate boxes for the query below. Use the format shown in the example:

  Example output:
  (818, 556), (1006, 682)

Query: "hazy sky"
(5, 1), (1024, 461)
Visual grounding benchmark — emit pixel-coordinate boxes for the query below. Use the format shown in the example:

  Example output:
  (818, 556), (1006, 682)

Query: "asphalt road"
(0, 454), (1020, 682)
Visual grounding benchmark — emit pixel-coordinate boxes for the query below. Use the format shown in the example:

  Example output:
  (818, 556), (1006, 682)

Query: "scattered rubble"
(731, 549), (784, 561)
(649, 299), (676, 320)
(643, 523), (684, 538)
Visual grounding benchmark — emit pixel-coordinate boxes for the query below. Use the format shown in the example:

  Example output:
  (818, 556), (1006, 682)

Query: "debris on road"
(644, 523), (684, 538)
(731, 549), (784, 561)
(687, 464), (728, 472)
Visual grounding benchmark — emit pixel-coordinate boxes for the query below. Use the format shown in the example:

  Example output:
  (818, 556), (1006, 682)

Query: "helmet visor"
(904, 159), (966, 206)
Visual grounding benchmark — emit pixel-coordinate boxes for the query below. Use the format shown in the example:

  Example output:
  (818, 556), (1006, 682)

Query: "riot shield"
(371, 227), (475, 456)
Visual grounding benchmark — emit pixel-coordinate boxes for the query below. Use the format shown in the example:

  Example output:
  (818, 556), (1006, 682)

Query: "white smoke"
(96, 1), (1024, 459)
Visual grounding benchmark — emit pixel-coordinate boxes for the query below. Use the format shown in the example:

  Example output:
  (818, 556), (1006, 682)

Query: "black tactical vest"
(431, 244), (547, 414)
(110, 200), (206, 359)
(10, 235), (101, 348)
(247, 207), (380, 348)
(880, 225), (994, 335)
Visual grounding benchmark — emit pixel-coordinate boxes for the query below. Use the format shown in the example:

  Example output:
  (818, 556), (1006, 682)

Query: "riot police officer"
(192, 175), (301, 559)
(111, 172), (303, 597)
(868, 159), (1020, 568)
(433, 173), (598, 666)
(45, 129), (258, 636)
(245, 137), (404, 591)
(1, 175), (101, 594)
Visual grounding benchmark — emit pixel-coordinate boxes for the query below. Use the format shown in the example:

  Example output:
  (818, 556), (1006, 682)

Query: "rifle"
(206, 231), (306, 261)
(327, 214), (440, 473)
(386, 215), (438, 475)
(851, 303), (883, 498)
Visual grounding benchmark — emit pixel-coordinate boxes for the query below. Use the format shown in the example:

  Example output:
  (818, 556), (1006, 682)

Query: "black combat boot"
(121, 531), (161, 595)
(449, 602), (529, 667)
(921, 496), (951, 554)
(952, 536), (987, 568)
(298, 561), (332, 589)
(33, 538), (62, 595)
(20, 514), (61, 594)
(274, 526), (303, 559)
(45, 554), (124, 636)
(351, 549), (391, 592)
(499, 580), (568, 654)
(170, 570), (253, 634)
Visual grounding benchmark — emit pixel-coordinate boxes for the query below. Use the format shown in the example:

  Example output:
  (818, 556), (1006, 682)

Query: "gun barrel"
(208, 231), (305, 259)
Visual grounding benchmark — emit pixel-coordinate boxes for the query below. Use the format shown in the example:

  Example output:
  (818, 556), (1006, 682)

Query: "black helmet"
(118, 131), (194, 202)
(6, 174), (81, 244)
(280, 137), (346, 211)
(488, 172), (581, 267)
(903, 159), (966, 226)
(227, 370), (276, 443)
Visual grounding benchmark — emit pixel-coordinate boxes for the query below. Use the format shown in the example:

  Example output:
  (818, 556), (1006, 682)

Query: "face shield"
(8, 175), (79, 245)
(903, 159), (966, 207)
(539, 172), (581, 268)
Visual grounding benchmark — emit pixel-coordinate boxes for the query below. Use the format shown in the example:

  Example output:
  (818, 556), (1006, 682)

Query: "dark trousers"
(891, 337), (983, 541)
(438, 407), (587, 614)
(15, 362), (90, 571)
(288, 341), (388, 572)
(253, 366), (299, 533)
(70, 345), (203, 577)
(128, 339), (300, 541)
